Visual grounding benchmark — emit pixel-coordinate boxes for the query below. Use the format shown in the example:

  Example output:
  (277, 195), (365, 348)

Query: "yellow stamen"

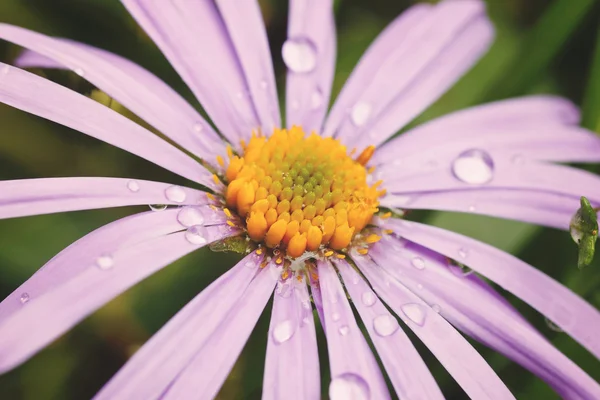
(357, 248), (369, 255)
(366, 234), (382, 244)
(356, 145), (375, 166)
(216, 155), (225, 167)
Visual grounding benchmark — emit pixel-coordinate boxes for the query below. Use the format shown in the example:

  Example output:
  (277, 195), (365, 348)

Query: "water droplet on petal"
(401, 303), (426, 326)
(468, 204), (476, 212)
(373, 314), (399, 337)
(451, 149), (494, 184)
(282, 37), (318, 73)
(416, 284), (423, 290)
(193, 123), (204, 133)
(431, 304), (441, 313)
(245, 260), (256, 269)
(458, 248), (468, 259)
(351, 101), (372, 127)
(165, 185), (187, 203)
(272, 320), (295, 344)
(411, 257), (425, 270)
(177, 207), (205, 227)
(185, 225), (208, 245)
(545, 317), (564, 333)
(310, 89), (323, 109)
(127, 180), (140, 193)
(260, 79), (268, 89)
(338, 325), (349, 336)
(73, 68), (85, 77)
(329, 373), (370, 400)
(450, 262), (473, 277)
(149, 204), (167, 212)
(332, 312), (341, 322)
(511, 154), (525, 165)
(96, 254), (114, 270)
(19, 293), (30, 304)
(361, 291), (376, 307)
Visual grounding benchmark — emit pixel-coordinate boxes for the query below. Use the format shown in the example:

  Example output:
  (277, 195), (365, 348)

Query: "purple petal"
(285, 0), (336, 133)
(335, 259), (444, 400)
(308, 271), (326, 329)
(0, 225), (231, 373)
(325, 0), (493, 149)
(0, 24), (226, 163)
(0, 63), (218, 189)
(120, 0), (261, 146)
(317, 260), (391, 400)
(381, 189), (578, 230)
(379, 219), (600, 360)
(161, 263), (277, 399)
(216, 0), (280, 131)
(373, 96), (581, 165)
(263, 281), (320, 400)
(354, 253), (515, 399)
(369, 238), (600, 399)
(0, 177), (212, 219)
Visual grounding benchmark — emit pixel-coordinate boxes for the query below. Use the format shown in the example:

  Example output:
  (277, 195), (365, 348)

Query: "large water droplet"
(411, 257), (425, 270)
(401, 303), (426, 326)
(282, 38), (317, 73)
(373, 314), (399, 337)
(338, 325), (349, 336)
(149, 204), (167, 212)
(310, 89), (323, 109)
(332, 312), (341, 322)
(361, 291), (376, 307)
(329, 373), (370, 400)
(545, 317), (564, 333)
(165, 185), (187, 203)
(272, 320), (295, 344)
(351, 102), (372, 127)
(19, 293), (30, 304)
(96, 254), (114, 270)
(127, 180), (140, 193)
(451, 149), (494, 184)
(177, 207), (205, 228)
(185, 225), (208, 245)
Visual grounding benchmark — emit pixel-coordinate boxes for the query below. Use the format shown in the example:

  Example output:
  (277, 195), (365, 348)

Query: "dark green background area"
(0, 0), (599, 398)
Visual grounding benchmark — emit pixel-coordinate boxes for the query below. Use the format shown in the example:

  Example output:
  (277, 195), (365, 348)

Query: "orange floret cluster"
(224, 126), (384, 258)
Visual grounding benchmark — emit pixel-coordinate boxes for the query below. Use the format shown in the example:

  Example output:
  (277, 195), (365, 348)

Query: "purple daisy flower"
(0, 0), (599, 398)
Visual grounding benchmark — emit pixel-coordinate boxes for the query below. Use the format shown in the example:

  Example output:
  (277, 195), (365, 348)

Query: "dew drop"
(545, 317), (564, 333)
(511, 154), (525, 165)
(19, 293), (30, 304)
(351, 101), (372, 127)
(302, 317), (311, 326)
(73, 67), (85, 77)
(272, 320), (295, 344)
(165, 185), (187, 203)
(96, 254), (114, 270)
(373, 314), (399, 337)
(361, 291), (376, 307)
(177, 207), (205, 227)
(282, 37), (318, 73)
(310, 89), (323, 109)
(338, 325), (349, 336)
(431, 304), (441, 313)
(329, 373), (370, 400)
(458, 248), (468, 259)
(332, 312), (341, 322)
(401, 303), (426, 326)
(149, 204), (167, 212)
(127, 180), (140, 193)
(192, 122), (204, 133)
(468, 204), (476, 212)
(451, 149), (494, 184)
(260, 79), (268, 89)
(416, 283), (423, 290)
(411, 257), (425, 270)
(185, 225), (208, 245)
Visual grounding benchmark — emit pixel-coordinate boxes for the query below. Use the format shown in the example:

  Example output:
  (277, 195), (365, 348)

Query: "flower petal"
(0, 225), (231, 373)
(0, 24), (226, 162)
(379, 219), (600, 360)
(325, 0), (493, 148)
(369, 238), (600, 399)
(354, 253), (515, 399)
(335, 259), (444, 400)
(317, 260), (391, 400)
(262, 282), (320, 400)
(216, 0), (280, 131)
(120, 0), (260, 145)
(285, 0), (336, 133)
(0, 63), (218, 189)
(0, 177), (211, 219)
(161, 263), (277, 399)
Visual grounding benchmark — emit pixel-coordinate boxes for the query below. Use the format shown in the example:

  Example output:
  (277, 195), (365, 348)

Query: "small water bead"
(260, 80), (268, 89)
(468, 204), (476, 212)
(545, 317), (564, 333)
(450, 263), (474, 278)
(19, 293), (30, 304)
(126, 180), (140, 193)
(272, 320), (295, 344)
(361, 291), (377, 307)
(451, 149), (495, 184)
(96, 254), (115, 270)
(165, 185), (187, 203)
(332, 312), (341, 322)
(373, 314), (399, 337)
(192, 123), (204, 133)
(416, 283), (423, 290)
(302, 317), (311, 326)
(431, 304), (442, 313)
(511, 154), (525, 165)
(458, 248), (468, 259)
(310, 89), (323, 109)
(282, 37), (318, 73)
(149, 204), (167, 212)
(329, 373), (370, 400)
(351, 101), (372, 127)
(177, 207), (205, 228)
(401, 303), (426, 326)
(411, 257), (425, 270)
(338, 325), (349, 336)
(185, 225), (208, 245)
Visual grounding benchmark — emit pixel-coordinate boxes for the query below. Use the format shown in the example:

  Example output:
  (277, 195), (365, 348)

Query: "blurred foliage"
(0, 0), (600, 399)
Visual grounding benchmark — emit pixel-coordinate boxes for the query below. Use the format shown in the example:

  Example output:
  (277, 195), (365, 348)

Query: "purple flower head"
(0, 0), (599, 399)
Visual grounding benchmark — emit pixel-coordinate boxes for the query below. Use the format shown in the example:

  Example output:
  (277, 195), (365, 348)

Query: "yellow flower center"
(223, 126), (384, 258)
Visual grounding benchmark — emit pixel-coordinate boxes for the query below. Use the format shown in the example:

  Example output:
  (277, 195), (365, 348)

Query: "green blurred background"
(1, 0), (600, 398)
